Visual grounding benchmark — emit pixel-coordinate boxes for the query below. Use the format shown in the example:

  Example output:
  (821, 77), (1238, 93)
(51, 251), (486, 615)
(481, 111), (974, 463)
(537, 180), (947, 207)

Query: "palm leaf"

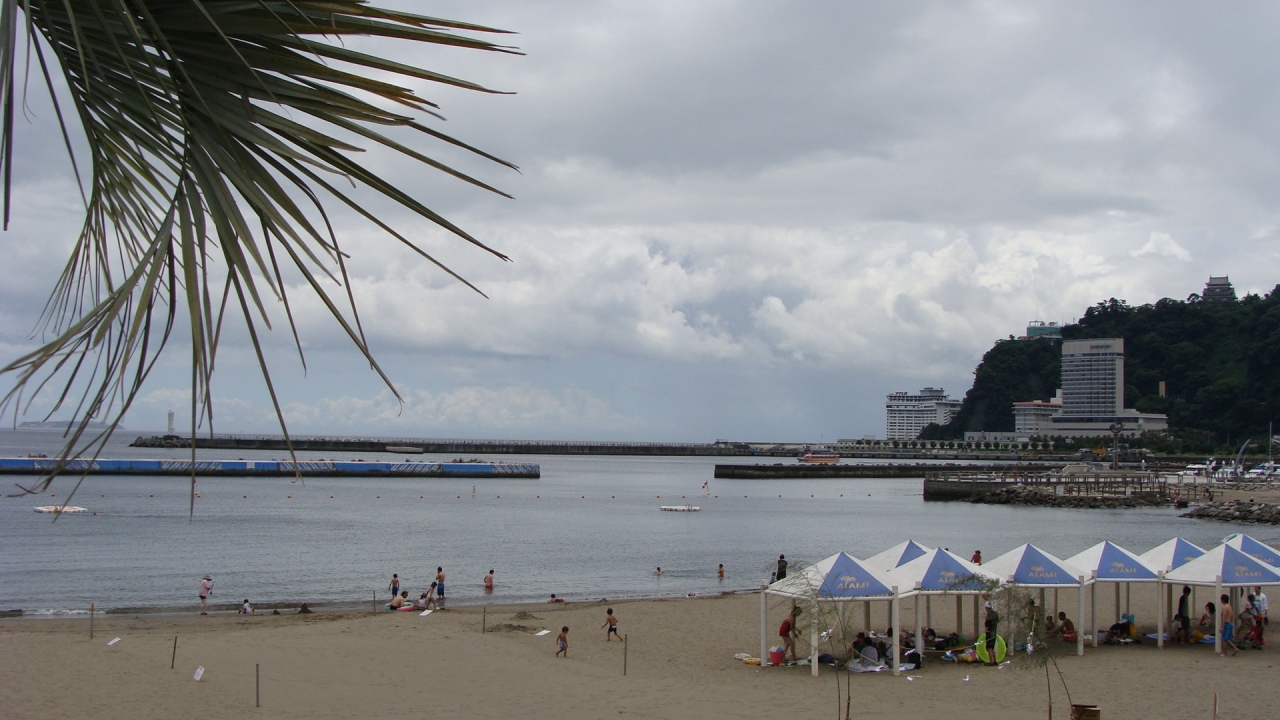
(0, 1), (519, 515)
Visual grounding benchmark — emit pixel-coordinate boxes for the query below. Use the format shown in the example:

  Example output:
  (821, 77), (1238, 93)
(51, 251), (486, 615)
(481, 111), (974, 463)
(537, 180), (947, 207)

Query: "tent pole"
(1157, 571), (1165, 649)
(914, 585), (922, 670)
(1115, 582), (1121, 623)
(1215, 575), (1223, 656)
(926, 595), (931, 629)
(864, 599), (871, 633)
(1125, 583), (1131, 615)
(1165, 579), (1173, 631)
(1091, 571), (1098, 648)
(811, 610), (819, 678)
(891, 586), (900, 676)
(1077, 576), (1085, 656)
(1054, 587), (1059, 619)
(972, 594), (979, 645)
(955, 594), (962, 640)
(760, 582), (768, 665)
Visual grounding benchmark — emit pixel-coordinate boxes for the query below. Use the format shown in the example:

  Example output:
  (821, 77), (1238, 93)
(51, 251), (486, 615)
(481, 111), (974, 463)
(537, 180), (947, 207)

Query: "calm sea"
(0, 429), (1265, 614)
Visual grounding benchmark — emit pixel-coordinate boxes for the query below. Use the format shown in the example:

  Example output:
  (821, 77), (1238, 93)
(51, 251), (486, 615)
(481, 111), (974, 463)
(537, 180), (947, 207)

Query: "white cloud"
(1131, 232), (1193, 262)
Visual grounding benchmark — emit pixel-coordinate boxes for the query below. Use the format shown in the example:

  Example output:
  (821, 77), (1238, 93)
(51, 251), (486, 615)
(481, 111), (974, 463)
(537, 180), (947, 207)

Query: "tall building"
(1059, 338), (1124, 417)
(1046, 338), (1167, 437)
(885, 388), (963, 440)
(1202, 276), (1237, 303)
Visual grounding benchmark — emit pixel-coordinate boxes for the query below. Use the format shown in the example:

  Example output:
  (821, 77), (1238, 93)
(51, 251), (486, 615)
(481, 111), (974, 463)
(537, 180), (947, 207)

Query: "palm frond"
(0, 1), (519, 513)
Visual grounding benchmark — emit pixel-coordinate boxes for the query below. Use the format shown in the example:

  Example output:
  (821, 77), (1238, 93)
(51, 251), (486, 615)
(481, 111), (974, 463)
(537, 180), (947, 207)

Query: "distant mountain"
(17, 420), (116, 430)
(921, 284), (1280, 442)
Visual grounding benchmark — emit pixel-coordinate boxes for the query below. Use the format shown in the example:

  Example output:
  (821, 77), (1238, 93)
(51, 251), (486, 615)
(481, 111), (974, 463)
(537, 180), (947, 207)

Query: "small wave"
(23, 608), (92, 617)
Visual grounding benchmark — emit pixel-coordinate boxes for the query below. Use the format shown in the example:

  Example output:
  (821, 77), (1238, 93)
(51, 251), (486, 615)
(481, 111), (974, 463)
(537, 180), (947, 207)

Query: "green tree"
(0, 2), (518, 509)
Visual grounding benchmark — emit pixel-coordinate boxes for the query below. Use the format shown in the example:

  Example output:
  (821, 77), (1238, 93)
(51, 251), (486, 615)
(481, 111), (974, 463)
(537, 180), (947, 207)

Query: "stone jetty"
(969, 485), (1165, 509)
(1181, 500), (1280, 525)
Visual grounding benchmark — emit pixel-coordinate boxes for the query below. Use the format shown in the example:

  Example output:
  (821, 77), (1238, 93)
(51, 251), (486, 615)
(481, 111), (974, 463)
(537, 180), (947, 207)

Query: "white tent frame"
(1066, 542), (1161, 650)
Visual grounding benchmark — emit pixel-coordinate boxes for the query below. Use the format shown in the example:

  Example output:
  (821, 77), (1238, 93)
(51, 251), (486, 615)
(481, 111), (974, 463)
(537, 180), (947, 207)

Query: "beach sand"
(3, 590), (1278, 720)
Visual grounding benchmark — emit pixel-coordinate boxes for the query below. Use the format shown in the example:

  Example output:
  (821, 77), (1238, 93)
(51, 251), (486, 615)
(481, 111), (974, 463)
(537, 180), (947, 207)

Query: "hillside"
(921, 285), (1280, 444)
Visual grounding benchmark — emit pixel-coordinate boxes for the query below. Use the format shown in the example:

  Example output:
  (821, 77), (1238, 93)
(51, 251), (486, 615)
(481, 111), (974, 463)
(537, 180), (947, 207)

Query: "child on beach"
(239, 599), (253, 615)
(603, 609), (621, 641)
(556, 626), (569, 657)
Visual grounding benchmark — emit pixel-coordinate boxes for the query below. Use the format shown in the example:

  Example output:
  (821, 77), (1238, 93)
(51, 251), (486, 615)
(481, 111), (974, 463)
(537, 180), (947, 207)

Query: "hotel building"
(885, 388), (963, 440)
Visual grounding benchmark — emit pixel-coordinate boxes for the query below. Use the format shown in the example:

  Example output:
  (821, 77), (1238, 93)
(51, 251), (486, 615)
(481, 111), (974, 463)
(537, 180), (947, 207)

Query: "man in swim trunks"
(484, 570), (494, 592)
(436, 567), (446, 607)
(198, 576), (214, 615)
(718, 564), (724, 578)
(984, 602), (1000, 666)
(1221, 594), (1240, 656)
(603, 608), (621, 641)
(1177, 586), (1192, 644)
(556, 626), (569, 657)
(388, 573), (399, 598)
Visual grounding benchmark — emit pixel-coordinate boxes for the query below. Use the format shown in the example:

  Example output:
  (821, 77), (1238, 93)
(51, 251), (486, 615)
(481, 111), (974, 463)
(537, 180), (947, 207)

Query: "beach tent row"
(760, 534), (1280, 675)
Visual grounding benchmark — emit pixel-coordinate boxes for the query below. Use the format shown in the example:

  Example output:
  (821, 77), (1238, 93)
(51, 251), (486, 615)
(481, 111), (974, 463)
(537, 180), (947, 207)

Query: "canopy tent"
(1140, 537), (1206, 643)
(864, 540), (932, 573)
(761, 552), (908, 676)
(888, 548), (1004, 660)
(1164, 544), (1280, 654)
(1067, 542), (1159, 648)
(1225, 533), (1280, 567)
(984, 544), (1091, 655)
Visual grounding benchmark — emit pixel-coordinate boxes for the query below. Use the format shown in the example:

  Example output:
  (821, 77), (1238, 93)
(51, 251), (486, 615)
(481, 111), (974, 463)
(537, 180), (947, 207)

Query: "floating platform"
(0, 457), (540, 479)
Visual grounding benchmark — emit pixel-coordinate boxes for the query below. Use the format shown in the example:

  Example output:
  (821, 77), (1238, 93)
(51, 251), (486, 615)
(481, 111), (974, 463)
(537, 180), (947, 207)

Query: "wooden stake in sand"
(90, 603), (94, 640)
(256, 663), (260, 708)
(171, 636), (178, 669)
(482, 607), (486, 634)
(623, 634), (628, 676)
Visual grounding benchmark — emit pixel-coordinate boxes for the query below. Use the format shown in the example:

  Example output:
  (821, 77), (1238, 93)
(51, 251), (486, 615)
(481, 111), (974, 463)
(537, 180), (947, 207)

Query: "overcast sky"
(3, 1), (1279, 441)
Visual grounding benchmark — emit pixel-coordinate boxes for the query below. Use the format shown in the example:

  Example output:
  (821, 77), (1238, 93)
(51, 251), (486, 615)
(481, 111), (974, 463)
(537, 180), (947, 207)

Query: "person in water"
(484, 570), (494, 591)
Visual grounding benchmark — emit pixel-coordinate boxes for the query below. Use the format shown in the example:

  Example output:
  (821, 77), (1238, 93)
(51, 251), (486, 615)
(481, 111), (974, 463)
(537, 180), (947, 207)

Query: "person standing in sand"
(1221, 594), (1240, 657)
(603, 608), (621, 641)
(436, 567), (446, 607)
(556, 626), (569, 657)
(484, 570), (494, 592)
(198, 575), (214, 615)
(779, 607), (800, 661)
(983, 602), (1000, 666)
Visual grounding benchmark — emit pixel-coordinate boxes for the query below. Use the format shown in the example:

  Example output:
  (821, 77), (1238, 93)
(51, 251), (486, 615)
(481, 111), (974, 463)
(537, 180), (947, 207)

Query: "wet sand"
(3, 590), (1278, 720)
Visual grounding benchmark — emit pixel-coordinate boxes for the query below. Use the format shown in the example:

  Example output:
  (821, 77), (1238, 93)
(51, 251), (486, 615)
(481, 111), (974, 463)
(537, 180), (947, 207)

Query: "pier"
(713, 462), (1056, 479)
(921, 468), (1188, 501)
(0, 457), (540, 478)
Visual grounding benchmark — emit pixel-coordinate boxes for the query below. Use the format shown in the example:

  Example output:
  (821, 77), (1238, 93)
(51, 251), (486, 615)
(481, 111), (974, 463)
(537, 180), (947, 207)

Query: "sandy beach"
(3, 590), (1278, 720)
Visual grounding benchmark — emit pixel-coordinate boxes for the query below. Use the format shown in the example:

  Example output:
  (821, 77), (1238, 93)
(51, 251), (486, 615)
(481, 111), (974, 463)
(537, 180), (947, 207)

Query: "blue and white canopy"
(863, 540), (932, 573)
(1224, 534), (1280, 568)
(983, 544), (1088, 587)
(888, 548), (1003, 593)
(1165, 543), (1280, 587)
(1139, 537), (1206, 572)
(766, 552), (902, 600)
(1067, 541), (1159, 582)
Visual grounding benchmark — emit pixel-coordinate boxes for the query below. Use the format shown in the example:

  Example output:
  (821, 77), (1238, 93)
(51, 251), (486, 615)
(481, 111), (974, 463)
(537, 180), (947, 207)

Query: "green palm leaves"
(0, 1), (518, 501)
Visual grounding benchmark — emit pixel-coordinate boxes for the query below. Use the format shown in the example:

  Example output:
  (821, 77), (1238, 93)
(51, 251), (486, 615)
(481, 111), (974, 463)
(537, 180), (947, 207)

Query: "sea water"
(0, 429), (1264, 614)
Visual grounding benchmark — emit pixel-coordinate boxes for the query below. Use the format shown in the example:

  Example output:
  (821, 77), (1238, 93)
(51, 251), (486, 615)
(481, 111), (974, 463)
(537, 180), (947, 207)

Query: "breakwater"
(713, 463), (1053, 479)
(1182, 500), (1280, 525)
(0, 457), (540, 478)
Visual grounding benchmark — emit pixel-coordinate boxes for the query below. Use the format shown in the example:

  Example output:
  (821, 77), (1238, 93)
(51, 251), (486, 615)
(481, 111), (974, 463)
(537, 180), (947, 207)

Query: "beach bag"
(1190, 630), (1205, 643)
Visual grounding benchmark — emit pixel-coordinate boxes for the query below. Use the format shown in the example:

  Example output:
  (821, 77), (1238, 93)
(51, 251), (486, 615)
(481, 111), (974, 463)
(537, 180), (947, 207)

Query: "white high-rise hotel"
(1042, 338), (1168, 437)
(885, 388), (962, 440)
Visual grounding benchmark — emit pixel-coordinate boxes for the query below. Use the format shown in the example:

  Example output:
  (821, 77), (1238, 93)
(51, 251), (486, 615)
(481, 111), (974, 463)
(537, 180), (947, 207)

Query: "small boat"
(660, 505), (701, 512)
(798, 451), (840, 464)
(34, 505), (88, 514)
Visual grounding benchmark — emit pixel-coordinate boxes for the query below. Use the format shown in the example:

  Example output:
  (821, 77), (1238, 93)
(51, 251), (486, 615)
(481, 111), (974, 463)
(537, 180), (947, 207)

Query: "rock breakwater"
(969, 485), (1164, 509)
(1181, 500), (1280, 525)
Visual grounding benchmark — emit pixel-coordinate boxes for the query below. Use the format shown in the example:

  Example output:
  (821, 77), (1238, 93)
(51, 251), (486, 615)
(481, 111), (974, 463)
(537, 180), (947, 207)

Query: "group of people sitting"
(387, 586), (440, 612)
(1171, 585), (1268, 653)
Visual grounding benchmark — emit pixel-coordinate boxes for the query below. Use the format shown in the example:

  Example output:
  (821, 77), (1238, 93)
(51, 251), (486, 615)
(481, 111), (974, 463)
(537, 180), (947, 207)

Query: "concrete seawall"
(0, 457), (540, 478)
(715, 463), (1050, 480)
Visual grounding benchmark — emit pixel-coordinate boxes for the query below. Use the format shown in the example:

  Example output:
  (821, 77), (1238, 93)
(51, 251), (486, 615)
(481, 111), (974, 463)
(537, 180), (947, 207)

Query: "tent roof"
(983, 544), (1088, 587)
(1066, 541), (1159, 581)
(766, 552), (903, 600)
(1164, 544), (1280, 587)
(1138, 537), (1206, 572)
(888, 548), (1003, 593)
(1225, 534), (1280, 568)
(863, 540), (932, 573)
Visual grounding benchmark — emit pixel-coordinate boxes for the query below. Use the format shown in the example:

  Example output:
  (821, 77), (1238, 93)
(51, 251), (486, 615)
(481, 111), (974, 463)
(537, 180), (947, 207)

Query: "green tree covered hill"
(921, 285), (1280, 444)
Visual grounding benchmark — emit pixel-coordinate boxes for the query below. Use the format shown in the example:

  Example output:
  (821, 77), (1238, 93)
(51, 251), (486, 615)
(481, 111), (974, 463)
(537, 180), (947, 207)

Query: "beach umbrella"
(1164, 544), (1280, 655)
(1224, 533), (1280, 567)
(761, 552), (906, 677)
(984, 544), (1090, 656)
(863, 540), (932, 573)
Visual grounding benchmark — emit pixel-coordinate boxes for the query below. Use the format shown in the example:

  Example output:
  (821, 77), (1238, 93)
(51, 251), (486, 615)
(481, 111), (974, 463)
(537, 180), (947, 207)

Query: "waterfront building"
(1013, 390), (1062, 434)
(1046, 338), (1167, 437)
(1202, 276), (1237, 303)
(885, 388), (963, 440)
